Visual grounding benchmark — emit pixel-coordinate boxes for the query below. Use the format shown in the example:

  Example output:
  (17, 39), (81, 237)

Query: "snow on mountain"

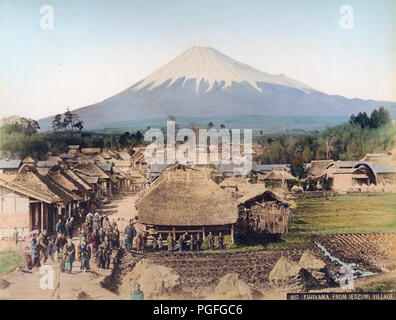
(131, 46), (313, 93)
(37, 46), (396, 131)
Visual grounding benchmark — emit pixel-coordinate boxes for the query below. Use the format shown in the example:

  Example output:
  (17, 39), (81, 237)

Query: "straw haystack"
(121, 259), (181, 299)
(208, 273), (255, 300)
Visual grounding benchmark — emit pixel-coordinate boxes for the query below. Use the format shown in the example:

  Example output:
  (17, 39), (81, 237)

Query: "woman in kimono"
(63, 238), (75, 274)
(130, 283), (144, 300)
(30, 235), (40, 269)
(91, 229), (99, 262)
(78, 236), (91, 272)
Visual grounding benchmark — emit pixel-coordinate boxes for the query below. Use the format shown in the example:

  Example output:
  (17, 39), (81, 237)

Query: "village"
(0, 140), (395, 299)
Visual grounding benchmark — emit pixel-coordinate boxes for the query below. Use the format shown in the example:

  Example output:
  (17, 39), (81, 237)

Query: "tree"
(52, 109), (84, 132)
(369, 109), (381, 129)
(290, 156), (306, 179)
(324, 138), (334, 160)
(207, 122), (214, 129)
(378, 106), (391, 126)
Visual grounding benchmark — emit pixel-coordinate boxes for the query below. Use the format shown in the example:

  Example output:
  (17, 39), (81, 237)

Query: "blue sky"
(0, 0), (395, 119)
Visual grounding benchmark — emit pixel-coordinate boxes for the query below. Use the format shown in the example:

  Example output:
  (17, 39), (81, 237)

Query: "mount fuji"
(38, 46), (396, 131)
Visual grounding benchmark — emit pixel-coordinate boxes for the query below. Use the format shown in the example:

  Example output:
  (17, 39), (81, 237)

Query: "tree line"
(0, 112), (144, 159)
(255, 107), (394, 174)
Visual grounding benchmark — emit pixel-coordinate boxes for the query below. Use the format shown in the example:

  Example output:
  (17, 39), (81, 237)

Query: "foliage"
(256, 108), (394, 164)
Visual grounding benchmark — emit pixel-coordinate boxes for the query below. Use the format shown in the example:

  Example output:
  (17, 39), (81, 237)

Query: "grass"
(0, 251), (22, 276)
(219, 193), (396, 253)
(359, 278), (396, 292)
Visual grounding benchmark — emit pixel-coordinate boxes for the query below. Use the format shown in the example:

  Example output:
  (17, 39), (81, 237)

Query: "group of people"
(25, 212), (227, 274)
(150, 231), (224, 252)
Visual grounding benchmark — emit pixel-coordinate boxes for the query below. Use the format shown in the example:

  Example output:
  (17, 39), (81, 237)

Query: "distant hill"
(38, 46), (396, 131)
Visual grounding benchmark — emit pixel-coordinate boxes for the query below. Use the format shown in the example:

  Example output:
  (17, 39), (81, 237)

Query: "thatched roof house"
(263, 170), (296, 181)
(136, 164), (238, 238)
(308, 160), (334, 178)
(237, 189), (290, 235)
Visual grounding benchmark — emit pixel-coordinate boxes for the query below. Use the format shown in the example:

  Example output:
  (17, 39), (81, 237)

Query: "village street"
(0, 191), (142, 300)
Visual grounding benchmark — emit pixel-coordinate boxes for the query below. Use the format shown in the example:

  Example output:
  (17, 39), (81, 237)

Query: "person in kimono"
(63, 237), (75, 274)
(217, 232), (224, 250)
(66, 217), (74, 239)
(112, 225), (120, 249)
(196, 234), (203, 251)
(96, 246), (105, 269)
(55, 219), (66, 235)
(30, 235), (41, 269)
(157, 234), (163, 251)
(24, 246), (32, 270)
(101, 235), (112, 269)
(47, 237), (56, 262)
(78, 236), (91, 272)
(189, 234), (196, 251)
(130, 283), (144, 300)
(166, 233), (173, 251)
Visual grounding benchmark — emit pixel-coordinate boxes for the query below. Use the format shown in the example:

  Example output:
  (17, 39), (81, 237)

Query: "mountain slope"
(38, 46), (396, 130)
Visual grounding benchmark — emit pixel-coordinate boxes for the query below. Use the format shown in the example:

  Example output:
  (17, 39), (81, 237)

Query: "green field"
(226, 193), (396, 252)
(0, 251), (22, 276)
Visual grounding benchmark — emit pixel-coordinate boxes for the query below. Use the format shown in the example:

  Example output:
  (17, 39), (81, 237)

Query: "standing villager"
(30, 235), (40, 269)
(12, 228), (19, 245)
(56, 219), (66, 235)
(47, 237), (56, 262)
(136, 234), (142, 253)
(196, 234), (202, 251)
(112, 225), (120, 249)
(93, 213), (100, 231)
(66, 217), (74, 239)
(38, 230), (49, 265)
(157, 234), (163, 251)
(91, 229), (99, 262)
(55, 233), (67, 272)
(98, 228), (105, 244)
(141, 232), (147, 253)
(167, 233), (173, 251)
(207, 232), (214, 250)
(97, 246), (105, 269)
(217, 232), (224, 250)
(24, 246), (32, 270)
(177, 236), (183, 252)
(124, 220), (136, 251)
(151, 236), (157, 251)
(101, 235), (112, 269)
(78, 236), (91, 272)
(63, 238), (76, 274)
(130, 283), (144, 300)
(189, 235), (196, 251)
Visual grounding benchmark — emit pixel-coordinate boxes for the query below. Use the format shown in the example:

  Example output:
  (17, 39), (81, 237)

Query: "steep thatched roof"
(136, 166), (238, 226)
(74, 162), (110, 180)
(263, 170), (296, 180)
(237, 189), (288, 206)
(63, 168), (92, 191)
(309, 160), (334, 177)
(0, 165), (72, 203)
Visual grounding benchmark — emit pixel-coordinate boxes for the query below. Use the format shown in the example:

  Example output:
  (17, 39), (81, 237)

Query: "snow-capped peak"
(131, 46), (313, 93)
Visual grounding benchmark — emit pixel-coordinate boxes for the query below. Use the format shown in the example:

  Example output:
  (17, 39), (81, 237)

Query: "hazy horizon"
(1, 0), (395, 120)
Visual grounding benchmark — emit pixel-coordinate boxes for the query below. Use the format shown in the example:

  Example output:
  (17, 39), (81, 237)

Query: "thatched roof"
(0, 165), (72, 203)
(309, 160), (334, 177)
(237, 189), (288, 206)
(136, 166), (238, 226)
(263, 170), (296, 180)
(63, 168), (92, 191)
(80, 148), (101, 155)
(22, 156), (35, 164)
(74, 162), (110, 180)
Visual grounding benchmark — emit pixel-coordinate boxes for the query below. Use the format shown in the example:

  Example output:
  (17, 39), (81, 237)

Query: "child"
(24, 246), (32, 270)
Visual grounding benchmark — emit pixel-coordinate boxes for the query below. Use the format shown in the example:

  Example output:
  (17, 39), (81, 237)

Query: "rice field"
(234, 193), (396, 251)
